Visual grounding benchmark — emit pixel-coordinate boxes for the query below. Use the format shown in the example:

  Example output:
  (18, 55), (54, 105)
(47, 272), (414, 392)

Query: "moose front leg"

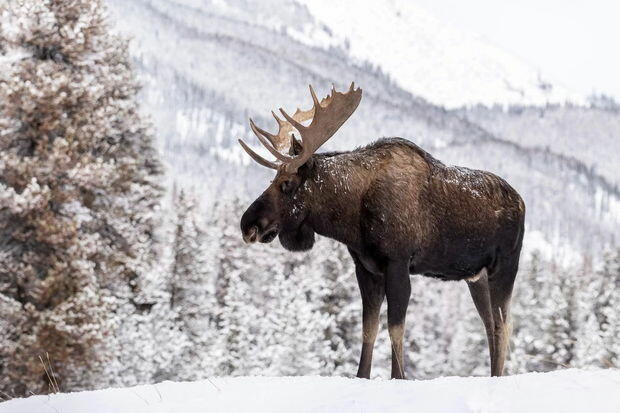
(385, 259), (411, 379)
(350, 250), (385, 379)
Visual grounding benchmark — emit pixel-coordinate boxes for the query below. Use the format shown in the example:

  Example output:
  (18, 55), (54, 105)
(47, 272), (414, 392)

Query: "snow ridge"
(2, 369), (619, 413)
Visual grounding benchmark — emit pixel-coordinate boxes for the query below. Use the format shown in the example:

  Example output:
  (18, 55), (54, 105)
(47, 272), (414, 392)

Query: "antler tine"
(238, 139), (278, 169)
(309, 84), (320, 107)
(279, 108), (306, 132)
(249, 118), (278, 148)
(249, 118), (294, 162)
(239, 83), (362, 172)
(271, 110), (285, 126)
(284, 83), (363, 173)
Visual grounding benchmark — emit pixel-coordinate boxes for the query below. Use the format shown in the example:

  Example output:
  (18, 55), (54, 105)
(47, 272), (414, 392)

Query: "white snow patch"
(2, 369), (619, 413)
(0, 47), (30, 65)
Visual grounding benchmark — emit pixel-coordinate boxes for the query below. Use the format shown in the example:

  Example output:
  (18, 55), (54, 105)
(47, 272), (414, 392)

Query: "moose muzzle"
(240, 196), (280, 244)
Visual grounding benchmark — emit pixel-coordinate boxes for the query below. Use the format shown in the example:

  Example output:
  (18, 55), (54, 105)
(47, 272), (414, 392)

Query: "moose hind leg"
(488, 258), (519, 376)
(466, 268), (496, 375)
(351, 251), (385, 379)
(385, 259), (411, 379)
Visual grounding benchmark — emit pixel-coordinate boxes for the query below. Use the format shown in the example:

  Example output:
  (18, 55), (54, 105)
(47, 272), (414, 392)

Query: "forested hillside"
(107, 0), (620, 257)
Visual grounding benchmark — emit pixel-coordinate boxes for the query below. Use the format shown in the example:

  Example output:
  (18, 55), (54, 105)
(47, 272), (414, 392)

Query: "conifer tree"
(405, 278), (459, 378)
(597, 249), (620, 367)
(448, 288), (489, 376)
(543, 262), (579, 369)
(208, 198), (264, 375)
(510, 252), (580, 373)
(256, 262), (335, 375)
(510, 251), (547, 372)
(310, 239), (360, 375)
(571, 257), (604, 367)
(0, 0), (162, 394)
(213, 269), (262, 375)
(574, 310), (606, 368)
(168, 187), (216, 380)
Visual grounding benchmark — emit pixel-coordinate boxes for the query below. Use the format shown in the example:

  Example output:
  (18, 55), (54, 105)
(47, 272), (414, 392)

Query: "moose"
(239, 83), (525, 379)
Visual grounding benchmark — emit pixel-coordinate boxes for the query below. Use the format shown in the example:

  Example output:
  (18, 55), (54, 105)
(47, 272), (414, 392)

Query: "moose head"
(239, 83), (362, 251)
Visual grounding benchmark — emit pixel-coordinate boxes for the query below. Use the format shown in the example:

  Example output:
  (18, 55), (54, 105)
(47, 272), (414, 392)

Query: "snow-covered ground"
(2, 369), (619, 413)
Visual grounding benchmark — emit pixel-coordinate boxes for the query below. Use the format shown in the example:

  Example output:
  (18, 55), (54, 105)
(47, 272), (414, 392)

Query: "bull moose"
(239, 83), (525, 379)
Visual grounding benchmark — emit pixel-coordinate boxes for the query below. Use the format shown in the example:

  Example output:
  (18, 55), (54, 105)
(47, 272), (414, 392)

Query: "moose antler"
(238, 82), (362, 172)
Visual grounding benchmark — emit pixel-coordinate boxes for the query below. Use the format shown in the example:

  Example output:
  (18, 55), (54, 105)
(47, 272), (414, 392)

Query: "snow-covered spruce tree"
(208, 198), (265, 375)
(509, 252), (582, 373)
(543, 261), (579, 370)
(309, 239), (360, 375)
(213, 268), (263, 375)
(509, 251), (553, 373)
(568, 257), (604, 368)
(167, 187), (217, 380)
(594, 249), (620, 367)
(255, 260), (336, 376)
(405, 278), (460, 378)
(0, 0), (162, 395)
(447, 287), (489, 376)
(574, 298), (606, 368)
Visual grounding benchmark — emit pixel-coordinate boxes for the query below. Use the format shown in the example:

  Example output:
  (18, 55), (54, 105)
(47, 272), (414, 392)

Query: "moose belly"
(409, 243), (492, 282)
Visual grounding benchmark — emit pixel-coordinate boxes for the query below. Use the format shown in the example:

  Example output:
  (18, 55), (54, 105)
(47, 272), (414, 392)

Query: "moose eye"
(281, 180), (293, 194)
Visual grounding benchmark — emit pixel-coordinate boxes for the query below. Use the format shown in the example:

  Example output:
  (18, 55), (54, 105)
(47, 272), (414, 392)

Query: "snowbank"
(1, 369), (619, 413)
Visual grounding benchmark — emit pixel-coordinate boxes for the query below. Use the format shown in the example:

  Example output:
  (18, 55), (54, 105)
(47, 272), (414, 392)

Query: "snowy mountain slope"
(2, 370), (620, 413)
(295, 0), (582, 108)
(455, 104), (620, 187)
(106, 0), (620, 255)
(115, 0), (581, 109)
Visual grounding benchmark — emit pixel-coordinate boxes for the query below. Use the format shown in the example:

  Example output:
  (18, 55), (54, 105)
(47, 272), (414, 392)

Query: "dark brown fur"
(241, 137), (525, 378)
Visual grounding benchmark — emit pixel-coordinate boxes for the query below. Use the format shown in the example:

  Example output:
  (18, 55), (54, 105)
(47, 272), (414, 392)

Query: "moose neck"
(303, 153), (365, 249)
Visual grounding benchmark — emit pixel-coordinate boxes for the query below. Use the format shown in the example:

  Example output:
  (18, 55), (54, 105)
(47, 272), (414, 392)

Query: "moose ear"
(299, 155), (314, 175)
(288, 133), (313, 174)
(289, 134), (303, 156)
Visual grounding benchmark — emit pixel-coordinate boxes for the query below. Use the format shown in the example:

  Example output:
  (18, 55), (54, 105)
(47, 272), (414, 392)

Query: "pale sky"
(411, 0), (620, 100)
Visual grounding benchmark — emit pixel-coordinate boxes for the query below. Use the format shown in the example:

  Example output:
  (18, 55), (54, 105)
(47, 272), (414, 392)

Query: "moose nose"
(243, 226), (259, 244)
